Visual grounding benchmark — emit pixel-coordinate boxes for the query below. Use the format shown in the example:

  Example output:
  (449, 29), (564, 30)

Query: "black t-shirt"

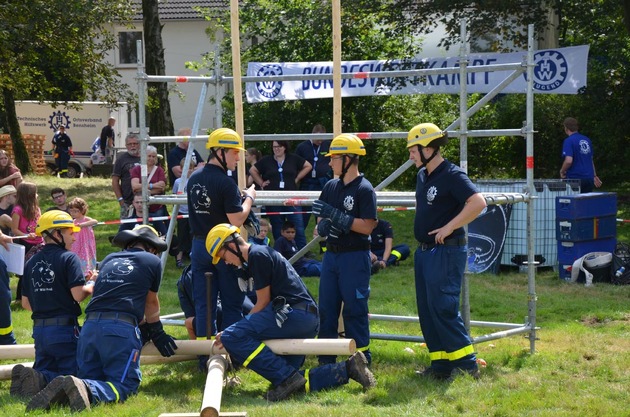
(253, 153), (307, 190)
(318, 175), (377, 247)
(86, 248), (162, 323)
(187, 164), (243, 235)
(295, 140), (331, 180)
(167, 145), (203, 187)
(413, 159), (478, 243)
(248, 244), (314, 307)
(22, 245), (85, 319)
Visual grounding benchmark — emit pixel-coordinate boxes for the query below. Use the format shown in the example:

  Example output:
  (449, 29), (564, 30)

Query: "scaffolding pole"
(133, 20), (539, 354)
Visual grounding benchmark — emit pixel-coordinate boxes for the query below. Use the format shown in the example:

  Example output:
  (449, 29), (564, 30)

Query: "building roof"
(130, 0), (228, 21)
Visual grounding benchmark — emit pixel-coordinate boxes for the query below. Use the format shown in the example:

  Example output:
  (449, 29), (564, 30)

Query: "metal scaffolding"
(134, 22), (539, 354)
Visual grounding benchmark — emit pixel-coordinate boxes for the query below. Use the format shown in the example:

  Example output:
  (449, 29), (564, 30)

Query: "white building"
(112, 1), (227, 132)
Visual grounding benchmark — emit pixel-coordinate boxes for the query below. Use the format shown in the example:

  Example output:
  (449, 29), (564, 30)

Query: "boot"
(263, 372), (306, 402)
(26, 375), (91, 412)
(346, 351), (376, 390)
(10, 365), (46, 398)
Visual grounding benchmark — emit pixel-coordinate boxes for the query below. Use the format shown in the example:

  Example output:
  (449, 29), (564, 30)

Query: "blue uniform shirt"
(562, 132), (595, 180)
(85, 248), (162, 323)
(247, 244), (313, 307)
(370, 219), (394, 252)
(319, 175), (377, 247)
(414, 159), (478, 243)
(22, 244), (85, 320)
(187, 164), (243, 235)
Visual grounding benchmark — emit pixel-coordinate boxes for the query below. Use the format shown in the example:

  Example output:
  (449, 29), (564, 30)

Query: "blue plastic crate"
(556, 192), (617, 220)
(556, 215), (617, 242)
(557, 238), (617, 265)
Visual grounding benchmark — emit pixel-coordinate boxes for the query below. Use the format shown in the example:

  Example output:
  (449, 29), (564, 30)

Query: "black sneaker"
(415, 367), (451, 381)
(346, 351), (376, 390)
(263, 372), (306, 402)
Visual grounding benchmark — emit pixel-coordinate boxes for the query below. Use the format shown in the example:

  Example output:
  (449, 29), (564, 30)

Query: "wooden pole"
(200, 355), (229, 417)
(0, 339), (355, 361)
(0, 355), (197, 381)
(332, 0), (342, 136)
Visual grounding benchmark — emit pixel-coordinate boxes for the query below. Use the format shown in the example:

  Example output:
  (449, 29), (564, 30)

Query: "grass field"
(0, 175), (628, 416)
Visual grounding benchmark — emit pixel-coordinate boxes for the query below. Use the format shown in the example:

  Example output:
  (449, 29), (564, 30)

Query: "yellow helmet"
(36, 210), (80, 236)
(206, 128), (245, 151)
(325, 133), (366, 156)
(407, 123), (448, 148)
(206, 223), (241, 264)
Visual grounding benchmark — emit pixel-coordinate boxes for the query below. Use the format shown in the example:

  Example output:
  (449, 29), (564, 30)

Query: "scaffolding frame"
(134, 22), (539, 354)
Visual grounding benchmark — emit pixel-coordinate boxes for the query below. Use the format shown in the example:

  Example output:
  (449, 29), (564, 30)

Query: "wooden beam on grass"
(0, 338), (355, 362)
(0, 355), (197, 381)
(200, 355), (229, 417)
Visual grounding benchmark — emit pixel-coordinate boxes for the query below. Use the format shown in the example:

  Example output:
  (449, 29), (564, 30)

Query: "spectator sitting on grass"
(274, 221), (321, 277)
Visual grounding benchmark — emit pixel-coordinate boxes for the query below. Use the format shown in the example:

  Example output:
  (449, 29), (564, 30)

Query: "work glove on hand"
(138, 322), (152, 346)
(329, 224), (344, 239)
(147, 321), (178, 357)
(312, 200), (354, 233)
(316, 218), (333, 238)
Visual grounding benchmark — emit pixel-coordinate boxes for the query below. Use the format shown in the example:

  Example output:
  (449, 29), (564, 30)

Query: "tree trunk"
(2, 88), (32, 173)
(142, 0), (174, 160)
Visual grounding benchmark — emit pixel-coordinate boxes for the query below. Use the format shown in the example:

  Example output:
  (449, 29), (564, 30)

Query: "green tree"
(142, 0), (174, 146)
(0, 0), (134, 172)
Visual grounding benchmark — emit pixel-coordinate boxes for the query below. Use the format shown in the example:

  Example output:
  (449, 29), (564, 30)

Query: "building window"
(118, 31), (143, 66)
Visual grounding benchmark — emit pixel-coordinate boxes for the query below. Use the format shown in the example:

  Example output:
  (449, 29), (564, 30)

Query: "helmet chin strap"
(419, 146), (438, 166)
(225, 241), (248, 270)
(44, 229), (65, 248)
(211, 148), (228, 172)
(339, 155), (357, 182)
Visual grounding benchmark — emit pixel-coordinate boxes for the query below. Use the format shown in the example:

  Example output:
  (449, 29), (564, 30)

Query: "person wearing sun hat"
(12, 210), (94, 402)
(26, 224), (177, 412)
(0, 185), (17, 235)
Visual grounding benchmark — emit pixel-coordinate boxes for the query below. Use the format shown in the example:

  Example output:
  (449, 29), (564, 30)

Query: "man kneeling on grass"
(207, 223), (376, 401)
(26, 225), (177, 412)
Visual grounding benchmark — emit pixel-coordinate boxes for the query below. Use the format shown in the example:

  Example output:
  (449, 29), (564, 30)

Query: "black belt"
(33, 317), (77, 327)
(292, 302), (318, 315)
(418, 237), (467, 251)
(85, 312), (137, 326)
(326, 241), (370, 253)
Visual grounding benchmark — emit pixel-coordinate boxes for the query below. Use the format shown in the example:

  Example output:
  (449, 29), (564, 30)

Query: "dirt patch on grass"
(580, 313), (630, 326)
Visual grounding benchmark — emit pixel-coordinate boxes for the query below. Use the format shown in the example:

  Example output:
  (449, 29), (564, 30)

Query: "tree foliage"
(142, 0), (174, 158)
(0, 0), (134, 172)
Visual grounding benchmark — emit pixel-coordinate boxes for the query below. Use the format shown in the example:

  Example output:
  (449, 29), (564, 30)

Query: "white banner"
(246, 45), (589, 103)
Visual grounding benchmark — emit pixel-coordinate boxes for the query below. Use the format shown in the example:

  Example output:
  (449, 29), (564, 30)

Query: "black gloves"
(146, 321), (178, 357)
(138, 322), (152, 346)
(312, 200), (354, 234)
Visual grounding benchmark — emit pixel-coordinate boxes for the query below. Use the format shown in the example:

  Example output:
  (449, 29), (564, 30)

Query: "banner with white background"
(246, 45), (589, 103)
